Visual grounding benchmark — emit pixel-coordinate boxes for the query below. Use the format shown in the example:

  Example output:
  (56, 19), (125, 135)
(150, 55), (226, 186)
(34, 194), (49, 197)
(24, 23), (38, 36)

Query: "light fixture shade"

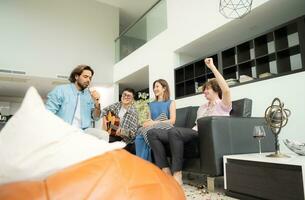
(219, 0), (253, 19)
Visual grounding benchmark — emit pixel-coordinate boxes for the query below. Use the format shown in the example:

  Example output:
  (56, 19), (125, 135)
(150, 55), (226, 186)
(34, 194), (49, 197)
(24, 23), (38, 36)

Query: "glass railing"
(115, 0), (167, 62)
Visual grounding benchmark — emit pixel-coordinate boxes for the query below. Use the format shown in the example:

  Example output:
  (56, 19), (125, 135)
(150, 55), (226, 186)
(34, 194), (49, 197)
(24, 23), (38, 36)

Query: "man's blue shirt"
(45, 83), (95, 129)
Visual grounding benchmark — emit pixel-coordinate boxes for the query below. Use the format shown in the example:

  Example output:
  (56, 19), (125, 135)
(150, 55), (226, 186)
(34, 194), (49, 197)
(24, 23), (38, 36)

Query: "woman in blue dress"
(135, 79), (176, 162)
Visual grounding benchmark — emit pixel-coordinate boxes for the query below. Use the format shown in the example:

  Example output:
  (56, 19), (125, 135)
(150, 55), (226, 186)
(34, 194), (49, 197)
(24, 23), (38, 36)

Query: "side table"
(223, 153), (305, 200)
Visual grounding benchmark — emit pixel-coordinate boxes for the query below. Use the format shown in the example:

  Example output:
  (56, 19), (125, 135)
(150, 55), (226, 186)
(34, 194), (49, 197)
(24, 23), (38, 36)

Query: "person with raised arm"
(148, 58), (232, 185)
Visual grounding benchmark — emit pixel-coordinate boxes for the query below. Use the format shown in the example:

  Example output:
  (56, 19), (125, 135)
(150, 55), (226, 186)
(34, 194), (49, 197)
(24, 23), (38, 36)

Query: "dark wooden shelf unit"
(174, 15), (305, 99)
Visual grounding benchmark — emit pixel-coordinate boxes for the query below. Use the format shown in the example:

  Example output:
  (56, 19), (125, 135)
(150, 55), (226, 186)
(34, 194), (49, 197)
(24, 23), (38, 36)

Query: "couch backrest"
(175, 106), (199, 128)
(230, 98), (252, 117)
(174, 106), (191, 127)
(186, 106), (199, 128)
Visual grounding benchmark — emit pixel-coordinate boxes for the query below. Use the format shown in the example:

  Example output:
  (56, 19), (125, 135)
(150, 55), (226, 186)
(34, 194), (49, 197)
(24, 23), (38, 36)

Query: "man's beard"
(76, 81), (89, 90)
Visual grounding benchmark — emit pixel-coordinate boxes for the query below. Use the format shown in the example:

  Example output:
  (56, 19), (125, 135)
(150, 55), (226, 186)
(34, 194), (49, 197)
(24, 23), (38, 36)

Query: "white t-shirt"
(72, 94), (81, 128)
(118, 107), (127, 126)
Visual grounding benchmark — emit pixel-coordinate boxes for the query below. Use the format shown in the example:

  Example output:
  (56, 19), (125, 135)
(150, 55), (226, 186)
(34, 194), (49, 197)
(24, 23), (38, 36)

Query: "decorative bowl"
(283, 139), (305, 156)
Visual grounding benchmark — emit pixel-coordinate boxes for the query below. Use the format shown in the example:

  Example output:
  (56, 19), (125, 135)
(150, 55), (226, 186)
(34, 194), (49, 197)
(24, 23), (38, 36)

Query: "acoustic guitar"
(105, 111), (120, 136)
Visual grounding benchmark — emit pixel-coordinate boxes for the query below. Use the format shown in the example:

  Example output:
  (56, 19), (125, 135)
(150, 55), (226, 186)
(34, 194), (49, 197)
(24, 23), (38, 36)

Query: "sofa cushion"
(230, 98), (252, 117)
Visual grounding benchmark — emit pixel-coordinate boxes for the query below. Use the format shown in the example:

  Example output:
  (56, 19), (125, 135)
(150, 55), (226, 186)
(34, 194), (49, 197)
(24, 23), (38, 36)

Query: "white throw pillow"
(0, 87), (125, 185)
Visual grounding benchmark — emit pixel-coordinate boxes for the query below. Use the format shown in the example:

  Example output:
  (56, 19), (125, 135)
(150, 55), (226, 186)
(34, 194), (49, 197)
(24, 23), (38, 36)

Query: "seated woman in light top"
(135, 79), (176, 162)
(147, 58), (232, 185)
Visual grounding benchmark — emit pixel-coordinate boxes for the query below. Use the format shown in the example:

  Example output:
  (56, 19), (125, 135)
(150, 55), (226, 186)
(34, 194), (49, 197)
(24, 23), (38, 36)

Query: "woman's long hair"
(153, 79), (170, 101)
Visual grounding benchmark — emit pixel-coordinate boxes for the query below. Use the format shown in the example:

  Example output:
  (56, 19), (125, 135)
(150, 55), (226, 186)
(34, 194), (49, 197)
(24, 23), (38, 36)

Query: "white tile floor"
(182, 184), (238, 200)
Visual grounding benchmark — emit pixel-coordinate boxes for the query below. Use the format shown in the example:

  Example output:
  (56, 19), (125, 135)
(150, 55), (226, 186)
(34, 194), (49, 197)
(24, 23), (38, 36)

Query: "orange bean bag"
(0, 149), (185, 200)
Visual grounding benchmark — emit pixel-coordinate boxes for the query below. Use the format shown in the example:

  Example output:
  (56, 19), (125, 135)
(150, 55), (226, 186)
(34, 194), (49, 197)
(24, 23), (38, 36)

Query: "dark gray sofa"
(172, 98), (275, 177)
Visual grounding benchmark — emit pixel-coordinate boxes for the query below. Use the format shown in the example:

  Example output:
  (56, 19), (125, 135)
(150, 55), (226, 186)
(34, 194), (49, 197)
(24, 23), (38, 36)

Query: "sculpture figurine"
(265, 97), (291, 157)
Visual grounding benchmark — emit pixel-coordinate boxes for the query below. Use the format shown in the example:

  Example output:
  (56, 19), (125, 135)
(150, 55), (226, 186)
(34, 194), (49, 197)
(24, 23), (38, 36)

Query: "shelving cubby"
(256, 33), (274, 56)
(195, 75), (207, 89)
(222, 47), (236, 67)
(255, 53), (277, 76)
(274, 27), (289, 51)
(238, 60), (256, 78)
(223, 66), (238, 80)
(237, 41), (252, 63)
(175, 15), (305, 99)
(185, 79), (195, 95)
(185, 64), (194, 80)
(175, 82), (185, 98)
(175, 68), (184, 83)
(276, 45), (301, 73)
(194, 60), (205, 77)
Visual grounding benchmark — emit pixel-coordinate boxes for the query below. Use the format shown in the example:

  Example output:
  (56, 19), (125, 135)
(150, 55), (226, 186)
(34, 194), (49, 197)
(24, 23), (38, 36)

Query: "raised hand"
(204, 58), (215, 69)
(90, 90), (100, 105)
(204, 57), (231, 107)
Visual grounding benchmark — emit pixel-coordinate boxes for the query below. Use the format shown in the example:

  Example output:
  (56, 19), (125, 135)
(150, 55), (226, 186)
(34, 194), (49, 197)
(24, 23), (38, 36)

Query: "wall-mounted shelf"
(174, 15), (305, 99)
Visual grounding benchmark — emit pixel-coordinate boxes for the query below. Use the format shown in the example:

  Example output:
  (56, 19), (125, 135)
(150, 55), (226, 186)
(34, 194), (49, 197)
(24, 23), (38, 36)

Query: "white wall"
(146, 0), (167, 41)
(0, 0), (119, 84)
(114, 0), (305, 153)
(0, 102), (10, 115)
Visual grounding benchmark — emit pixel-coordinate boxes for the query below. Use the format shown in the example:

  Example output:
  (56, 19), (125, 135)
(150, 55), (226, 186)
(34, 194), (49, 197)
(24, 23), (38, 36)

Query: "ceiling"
(96, 0), (159, 33)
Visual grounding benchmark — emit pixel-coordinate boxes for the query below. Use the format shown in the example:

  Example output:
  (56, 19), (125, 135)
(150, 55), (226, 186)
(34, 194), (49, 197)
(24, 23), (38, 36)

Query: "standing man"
(46, 65), (101, 130)
(102, 88), (138, 152)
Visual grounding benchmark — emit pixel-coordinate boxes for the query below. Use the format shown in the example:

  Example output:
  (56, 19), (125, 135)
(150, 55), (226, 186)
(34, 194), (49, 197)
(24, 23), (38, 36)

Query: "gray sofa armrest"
(197, 116), (274, 176)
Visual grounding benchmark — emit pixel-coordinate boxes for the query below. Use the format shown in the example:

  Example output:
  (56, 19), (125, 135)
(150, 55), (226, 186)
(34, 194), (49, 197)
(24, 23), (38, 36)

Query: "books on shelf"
(226, 78), (239, 86)
(197, 86), (203, 93)
(258, 72), (273, 78)
(239, 75), (254, 83)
